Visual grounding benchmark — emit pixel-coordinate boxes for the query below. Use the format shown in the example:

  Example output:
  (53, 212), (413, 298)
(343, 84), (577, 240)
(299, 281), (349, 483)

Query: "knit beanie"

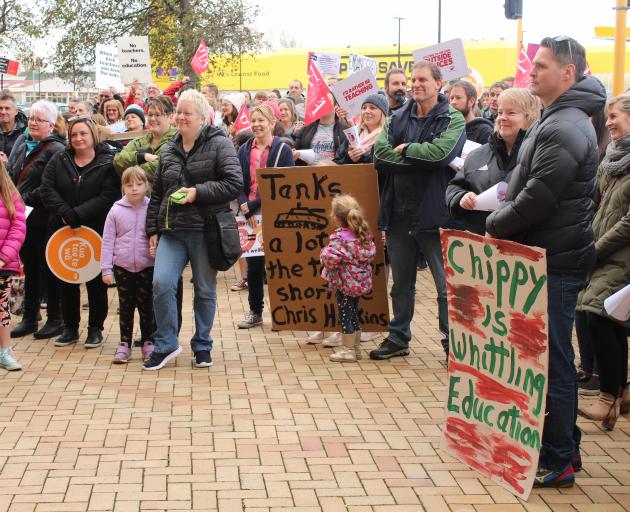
(124, 104), (146, 126)
(223, 93), (246, 113)
(362, 93), (389, 116)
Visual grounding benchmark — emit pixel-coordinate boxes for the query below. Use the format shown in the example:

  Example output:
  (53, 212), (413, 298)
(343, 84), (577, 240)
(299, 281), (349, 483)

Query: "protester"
(99, 99), (126, 134)
(320, 194), (376, 362)
(40, 116), (121, 349)
(371, 60), (466, 361)
(448, 80), (494, 144)
(384, 68), (407, 114)
(0, 160), (26, 370)
(220, 93), (245, 138)
(0, 92), (27, 163)
(287, 80), (305, 103)
(74, 101), (93, 116)
(162, 76), (191, 106)
(446, 88), (540, 234)
(236, 104), (294, 329)
(253, 92), (268, 106)
(483, 81), (510, 122)
(201, 83), (219, 109)
(145, 89), (242, 370)
(277, 99), (303, 138)
(123, 104), (146, 133)
(101, 166), (155, 364)
(68, 98), (80, 115)
(6, 100), (66, 339)
(576, 93), (630, 431)
(485, 37), (606, 488)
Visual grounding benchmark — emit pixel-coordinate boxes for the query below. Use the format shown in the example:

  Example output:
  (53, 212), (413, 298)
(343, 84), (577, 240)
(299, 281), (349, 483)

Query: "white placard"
(604, 283), (630, 322)
(117, 36), (152, 84)
(329, 67), (379, 118)
(412, 38), (468, 81)
(349, 53), (378, 76)
(309, 52), (341, 78)
(343, 125), (361, 147)
(95, 44), (124, 90)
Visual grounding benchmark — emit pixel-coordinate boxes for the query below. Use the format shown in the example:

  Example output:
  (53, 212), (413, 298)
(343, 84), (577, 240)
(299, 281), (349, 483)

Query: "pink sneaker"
(113, 342), (131, 364)
(141, 341), (154, 362)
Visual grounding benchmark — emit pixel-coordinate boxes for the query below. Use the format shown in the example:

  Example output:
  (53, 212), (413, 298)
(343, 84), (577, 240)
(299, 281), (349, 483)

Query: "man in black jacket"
(0, 92), (27, 162)
(486, 37), (606, 488)
(449, 80), (494, 144)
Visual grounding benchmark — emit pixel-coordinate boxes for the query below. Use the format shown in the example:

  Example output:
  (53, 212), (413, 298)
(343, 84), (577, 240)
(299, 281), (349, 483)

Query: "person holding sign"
(40, 116), (121, 349)
(446, 88), (540, 235)
(236, 105), (294, 329)
(576, 94), (630, 431)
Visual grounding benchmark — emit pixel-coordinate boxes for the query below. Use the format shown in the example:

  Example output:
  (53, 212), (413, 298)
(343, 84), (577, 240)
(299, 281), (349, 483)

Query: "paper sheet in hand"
(298, 149), (316, 164)
(474, 181), (507, 211)
(604, 284), (630, 322)
(449, 139), (482, 170)
(343, 125), (360, 147)
(25, 206), (33, 218)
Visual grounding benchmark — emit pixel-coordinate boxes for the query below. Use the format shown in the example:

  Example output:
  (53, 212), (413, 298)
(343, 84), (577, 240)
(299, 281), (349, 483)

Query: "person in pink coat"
(0, 161), (26, 371)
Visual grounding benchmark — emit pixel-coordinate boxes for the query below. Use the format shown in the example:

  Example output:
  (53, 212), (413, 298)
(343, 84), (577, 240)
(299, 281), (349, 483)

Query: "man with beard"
(449, 80), (494, 144)
(384, 68), (408, 114)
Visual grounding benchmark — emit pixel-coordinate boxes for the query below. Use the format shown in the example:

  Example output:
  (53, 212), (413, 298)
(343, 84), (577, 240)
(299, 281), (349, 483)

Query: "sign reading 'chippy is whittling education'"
(440, 229), (548, 500)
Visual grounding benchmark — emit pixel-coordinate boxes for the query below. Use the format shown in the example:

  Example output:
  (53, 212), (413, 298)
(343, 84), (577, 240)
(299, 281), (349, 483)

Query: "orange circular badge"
(46, 226), (103, 284)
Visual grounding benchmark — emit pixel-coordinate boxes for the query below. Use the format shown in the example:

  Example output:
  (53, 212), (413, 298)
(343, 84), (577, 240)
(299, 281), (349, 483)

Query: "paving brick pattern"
(1, 268), (628, 511)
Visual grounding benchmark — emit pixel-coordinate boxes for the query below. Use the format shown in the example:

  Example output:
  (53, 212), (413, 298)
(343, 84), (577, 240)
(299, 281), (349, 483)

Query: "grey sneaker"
(0, 348), (22, 371)
(238, 311), (263, 329)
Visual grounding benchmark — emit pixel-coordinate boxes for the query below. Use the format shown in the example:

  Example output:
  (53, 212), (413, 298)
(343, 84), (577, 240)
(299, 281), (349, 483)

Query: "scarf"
(601, 134), (630, 177)
(358, 126), (382, 154)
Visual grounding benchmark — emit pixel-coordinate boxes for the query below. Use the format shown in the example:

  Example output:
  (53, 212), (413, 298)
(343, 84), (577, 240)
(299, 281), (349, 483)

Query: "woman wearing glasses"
(40, 116), (120, 349)
(113, 95), (177, 182)
(6, 100), (66, 339)
(99, 99), (126, 134)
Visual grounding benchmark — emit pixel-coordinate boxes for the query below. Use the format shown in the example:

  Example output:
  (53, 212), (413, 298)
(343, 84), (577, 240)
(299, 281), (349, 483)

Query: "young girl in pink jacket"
(0, 161), (27, 371)
(101, 166), (155, 364)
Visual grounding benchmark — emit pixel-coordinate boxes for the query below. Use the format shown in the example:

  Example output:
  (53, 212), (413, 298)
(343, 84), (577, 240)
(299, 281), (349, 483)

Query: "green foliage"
(0, 0), (41, 55)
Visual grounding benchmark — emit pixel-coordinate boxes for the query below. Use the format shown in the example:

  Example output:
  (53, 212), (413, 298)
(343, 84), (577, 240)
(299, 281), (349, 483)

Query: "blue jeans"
(540, 272), (586, 471)
(246, 256), (265, 315)
(153, 231), (218, 354)
(385, 224), (448, 348)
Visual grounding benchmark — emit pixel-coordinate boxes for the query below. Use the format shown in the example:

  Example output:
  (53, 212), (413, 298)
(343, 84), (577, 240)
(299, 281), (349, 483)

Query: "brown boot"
(578, 392), (620, 431)
(330, 333), (358, 362)
(354, 331), (362, 360)
(620, 383), (629, 416)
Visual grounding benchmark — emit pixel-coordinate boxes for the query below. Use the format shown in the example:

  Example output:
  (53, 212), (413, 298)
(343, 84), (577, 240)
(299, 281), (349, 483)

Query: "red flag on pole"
(514, 45), (533, 89)
(191, 40), (209, 76)
(304, 58), (334, 125)
(233, 105), (251, 134)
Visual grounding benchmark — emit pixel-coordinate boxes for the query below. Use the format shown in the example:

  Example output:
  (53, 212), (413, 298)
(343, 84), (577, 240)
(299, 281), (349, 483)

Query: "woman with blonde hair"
(277, 99), (303, 138)
(99, 99), (126, 133)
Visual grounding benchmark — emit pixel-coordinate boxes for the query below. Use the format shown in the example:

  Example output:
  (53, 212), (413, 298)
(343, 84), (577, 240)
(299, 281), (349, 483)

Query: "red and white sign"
(514, 45), (533, 89)
(236, 215), (264, 257)
(191, 40), (209, 76)
(233, 105), (251, 134)
(330, 67), (378, 118)
(412, 38), (468, 81)
(0, 58), (19, 76)
(304, 58), (335, 126)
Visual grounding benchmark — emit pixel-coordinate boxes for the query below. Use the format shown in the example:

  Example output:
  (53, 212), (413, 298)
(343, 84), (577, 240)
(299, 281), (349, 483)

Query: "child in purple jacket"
(320, 194), (376, 363)
(0, 161), (26, 371)
(101, 166), (155, 363)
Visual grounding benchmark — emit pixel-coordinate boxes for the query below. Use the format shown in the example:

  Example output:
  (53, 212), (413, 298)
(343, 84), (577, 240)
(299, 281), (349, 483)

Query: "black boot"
(33, 319), (64, 339)
(10, 319), (39, 338)
(54, 328), (79, 347)
(84, 327), (103, 349)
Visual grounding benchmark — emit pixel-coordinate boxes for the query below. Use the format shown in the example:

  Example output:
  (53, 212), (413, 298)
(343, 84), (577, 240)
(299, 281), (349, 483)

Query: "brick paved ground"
(1, 267), (628, 511)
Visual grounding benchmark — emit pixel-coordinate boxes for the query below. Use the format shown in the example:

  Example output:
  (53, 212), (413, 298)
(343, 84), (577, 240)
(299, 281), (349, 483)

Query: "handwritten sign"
(117, 36), (152, 84)
(95, 44), (124, 90)
(330, 67), (379, 118)
(440, 229), (548, 500)
(237, 215), (264, 257)
(412, 38), (468, 81)
(46, 226), (103, 284)
(258, 165), (388, 331)
(349, 53), (378, 76)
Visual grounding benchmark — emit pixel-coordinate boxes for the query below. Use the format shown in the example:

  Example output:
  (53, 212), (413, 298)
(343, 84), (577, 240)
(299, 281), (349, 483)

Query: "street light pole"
(394, 17), (405, 68)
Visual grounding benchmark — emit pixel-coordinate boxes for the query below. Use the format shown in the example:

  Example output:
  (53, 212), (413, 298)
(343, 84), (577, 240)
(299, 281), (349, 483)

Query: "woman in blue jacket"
(236, 104), (294, 329)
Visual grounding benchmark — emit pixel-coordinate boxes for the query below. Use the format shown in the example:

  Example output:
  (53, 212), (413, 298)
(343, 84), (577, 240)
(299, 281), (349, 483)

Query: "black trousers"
(60, 275), (108, 330)
(114, 266), (154, 343)
(20, 224), (62, 322)
(336, 290), (361, 334)
(586, 312), (628, 396)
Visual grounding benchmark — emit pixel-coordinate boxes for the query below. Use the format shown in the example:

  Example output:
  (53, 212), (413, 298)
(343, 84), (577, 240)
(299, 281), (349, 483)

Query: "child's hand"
(149, 234), (158, 256)
(102, 274), (113, 286)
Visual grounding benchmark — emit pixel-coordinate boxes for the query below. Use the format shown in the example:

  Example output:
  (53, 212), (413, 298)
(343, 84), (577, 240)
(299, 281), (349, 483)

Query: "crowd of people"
(0, 34), (628, 491)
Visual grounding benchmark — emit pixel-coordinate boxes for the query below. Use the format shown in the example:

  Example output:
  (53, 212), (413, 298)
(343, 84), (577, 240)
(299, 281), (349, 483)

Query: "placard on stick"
(412, 38), (468, 81)
(329, 67), (379, 118)
(117, 36), (152, 84)
(440, 229), (548, 500)
(258, 165), (388, 331)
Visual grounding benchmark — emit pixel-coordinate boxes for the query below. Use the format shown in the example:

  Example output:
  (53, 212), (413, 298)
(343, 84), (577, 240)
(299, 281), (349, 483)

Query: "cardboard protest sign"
(191, 39), (210, 76)
(304, 58), (334, 125)
(349, 53), (378, 76)
(412, 38), (468, 81)
(309, 51), (341, 78)
(237, 215), (264, 257)
(440, 229), (548, 500)
(330, 67), (378, 118)
(95, 44), (124, 90)
(514, 45), (533, 89)
(258, 165), (388, 331)
(117, 36), (152, 84)
(46, 226), (103, 284)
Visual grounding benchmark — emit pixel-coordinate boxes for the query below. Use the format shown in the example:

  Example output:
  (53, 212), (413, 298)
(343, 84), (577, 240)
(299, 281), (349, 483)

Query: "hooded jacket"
(113, 126), (178, 181)
(0, 110), (28, 158)
(146, 125), (242, 236)
(40, 143), (121, 233)
(374, 93), (466, 231)
(0, 192), (26, 273)
(466, 117), (494, 145)
(486, 76), (607, 274)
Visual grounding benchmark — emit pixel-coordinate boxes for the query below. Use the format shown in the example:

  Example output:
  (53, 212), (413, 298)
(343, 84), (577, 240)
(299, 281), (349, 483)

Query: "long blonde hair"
(331, 194), (371, 247)
(0, 160), (20, 219)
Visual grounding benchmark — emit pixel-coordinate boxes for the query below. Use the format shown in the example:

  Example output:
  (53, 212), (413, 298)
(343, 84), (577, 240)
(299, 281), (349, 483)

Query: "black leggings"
(586, 312), (628, 396)
(336, 291), (361, 334)
(114, 266), (154, 343)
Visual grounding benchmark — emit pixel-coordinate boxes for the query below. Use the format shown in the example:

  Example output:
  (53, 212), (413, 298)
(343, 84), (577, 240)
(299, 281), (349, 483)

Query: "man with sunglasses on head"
(486, 36), (606, 488)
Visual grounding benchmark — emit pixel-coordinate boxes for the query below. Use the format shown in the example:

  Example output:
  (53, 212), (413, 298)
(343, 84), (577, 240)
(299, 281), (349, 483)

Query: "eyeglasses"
(28, 117), (51, 125)
(68, 115), (94, 123)
(146, 112), (163, 119)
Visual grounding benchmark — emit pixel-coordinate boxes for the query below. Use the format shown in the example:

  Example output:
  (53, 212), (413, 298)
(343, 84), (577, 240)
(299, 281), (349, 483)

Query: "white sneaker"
(306, 331), (324, 344)
(322, 332), (342, 347)
(360, 332), (379, 342)
(0, 348), (22, 371)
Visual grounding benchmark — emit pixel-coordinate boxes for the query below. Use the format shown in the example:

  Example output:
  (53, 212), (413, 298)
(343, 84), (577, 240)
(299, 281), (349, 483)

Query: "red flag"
(233, 105), (251, 134)
(514, 45), (532, 89)
(191, 40), (209, 76)
(304, 58), (334, 125)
